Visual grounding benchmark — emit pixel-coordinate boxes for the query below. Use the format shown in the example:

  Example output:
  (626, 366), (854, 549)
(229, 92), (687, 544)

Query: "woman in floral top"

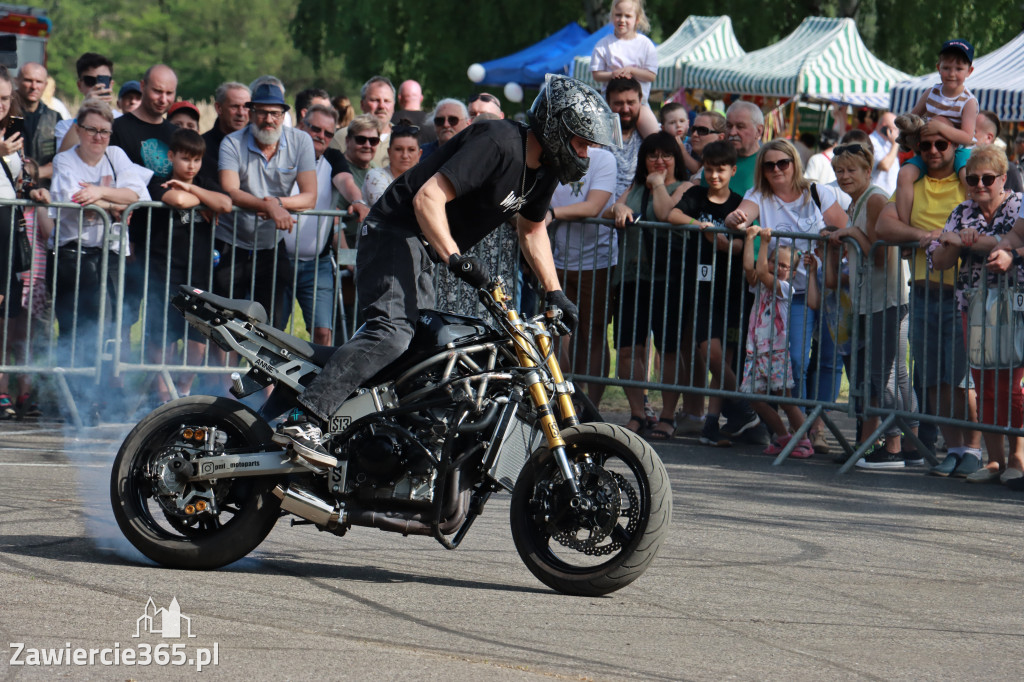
(929, 145), (1024, 483)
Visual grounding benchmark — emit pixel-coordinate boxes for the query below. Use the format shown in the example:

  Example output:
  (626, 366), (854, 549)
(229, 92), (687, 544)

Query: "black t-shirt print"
(368, 119), (558, 252)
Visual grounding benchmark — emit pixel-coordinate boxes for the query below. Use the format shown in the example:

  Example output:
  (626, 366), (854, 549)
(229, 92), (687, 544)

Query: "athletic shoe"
(0, 394), (15, 420)
(952, 451), (983, 478)
(273, 423), (337, 469)
(810, 429), (830, 454)
(930, 452), (962, 477)
(902, 450), (925, 467)
(855, 444), (905, 470)
(15, 394), (42, 418)
(722, 404), (761, 437)
(699, 416), (731, 447)
(673, 411), (705, 436)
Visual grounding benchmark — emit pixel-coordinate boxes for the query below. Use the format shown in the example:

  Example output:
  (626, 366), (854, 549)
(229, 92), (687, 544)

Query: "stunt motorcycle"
(110, 278), (671, 595)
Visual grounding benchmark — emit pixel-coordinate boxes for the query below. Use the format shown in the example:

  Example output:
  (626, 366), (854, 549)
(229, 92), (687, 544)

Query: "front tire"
(510, 423), (671, 596)
(110, 396), (283, 569)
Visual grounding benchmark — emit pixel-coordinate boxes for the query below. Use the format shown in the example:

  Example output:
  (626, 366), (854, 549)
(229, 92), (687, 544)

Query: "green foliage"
(28, 0), (351, 103)
(16, 1), (1024, 108)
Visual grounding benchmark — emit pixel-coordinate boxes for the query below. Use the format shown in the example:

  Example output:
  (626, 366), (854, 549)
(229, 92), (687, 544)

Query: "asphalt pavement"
(1, 416), (1022, 681)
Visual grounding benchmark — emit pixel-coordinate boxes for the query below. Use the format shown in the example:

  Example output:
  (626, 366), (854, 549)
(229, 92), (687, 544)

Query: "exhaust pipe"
(273, 484), (344, 530)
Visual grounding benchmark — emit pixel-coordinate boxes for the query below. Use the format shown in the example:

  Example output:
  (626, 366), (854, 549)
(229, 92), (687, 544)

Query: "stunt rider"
(274, 75), (622, 467)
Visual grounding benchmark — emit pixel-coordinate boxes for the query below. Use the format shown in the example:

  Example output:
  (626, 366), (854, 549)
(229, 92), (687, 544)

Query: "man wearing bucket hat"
(215, 81), (317, 316)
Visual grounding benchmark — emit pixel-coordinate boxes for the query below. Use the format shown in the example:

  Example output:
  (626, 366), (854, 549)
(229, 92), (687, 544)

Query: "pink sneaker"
(762, 434), (792, 456)
(789, 438), (815, 458)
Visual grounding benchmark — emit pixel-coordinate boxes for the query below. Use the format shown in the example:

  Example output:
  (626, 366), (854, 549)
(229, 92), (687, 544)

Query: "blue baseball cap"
(118, 80), (141, 98)
(247, 83), (290, 111)
(940, 39), (974, 64)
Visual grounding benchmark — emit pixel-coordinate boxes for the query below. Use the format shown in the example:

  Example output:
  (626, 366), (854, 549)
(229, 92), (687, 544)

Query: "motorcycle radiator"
(485, 402), (543, 492)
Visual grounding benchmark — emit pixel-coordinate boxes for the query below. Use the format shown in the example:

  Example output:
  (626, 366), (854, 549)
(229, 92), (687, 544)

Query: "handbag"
(966, 285), (1024, 369)
(0, 155), (32, 272)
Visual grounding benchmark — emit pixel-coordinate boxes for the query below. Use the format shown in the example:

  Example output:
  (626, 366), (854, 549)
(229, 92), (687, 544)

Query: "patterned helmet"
(528, 74), (622, 184)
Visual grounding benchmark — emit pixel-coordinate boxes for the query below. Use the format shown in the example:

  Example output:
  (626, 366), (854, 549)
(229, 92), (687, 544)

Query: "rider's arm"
(518, 214), (562, 293)
(412, 171), (460, 263)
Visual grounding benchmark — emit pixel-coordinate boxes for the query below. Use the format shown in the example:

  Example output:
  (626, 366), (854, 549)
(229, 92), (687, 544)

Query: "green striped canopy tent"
(572, 15), (744, 91)
(681, 17), (908, 106)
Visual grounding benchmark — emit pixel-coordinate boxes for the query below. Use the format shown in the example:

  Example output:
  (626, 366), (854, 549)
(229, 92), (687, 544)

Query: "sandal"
(647, 417), (675, 441)
(624, 415), (646, 434)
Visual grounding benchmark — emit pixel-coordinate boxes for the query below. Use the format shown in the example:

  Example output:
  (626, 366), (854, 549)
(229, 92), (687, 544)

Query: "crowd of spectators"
(2, 28), (1024, 492)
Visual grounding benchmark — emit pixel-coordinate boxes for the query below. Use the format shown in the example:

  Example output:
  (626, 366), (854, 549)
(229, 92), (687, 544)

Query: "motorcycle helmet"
(528, 74), (622, 184)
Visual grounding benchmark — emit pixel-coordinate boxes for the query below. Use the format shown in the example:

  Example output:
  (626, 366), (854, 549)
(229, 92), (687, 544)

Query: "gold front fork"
(489, 281), (580, 451)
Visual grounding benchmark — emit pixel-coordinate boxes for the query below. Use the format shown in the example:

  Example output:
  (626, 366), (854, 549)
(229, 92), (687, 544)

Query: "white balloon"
(467, 63), (486, 83)
(504, 82), (524, 104)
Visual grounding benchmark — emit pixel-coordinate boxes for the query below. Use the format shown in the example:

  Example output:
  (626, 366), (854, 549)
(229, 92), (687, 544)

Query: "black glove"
(447, 253), (490, 289)
(545, 290), (579, 334)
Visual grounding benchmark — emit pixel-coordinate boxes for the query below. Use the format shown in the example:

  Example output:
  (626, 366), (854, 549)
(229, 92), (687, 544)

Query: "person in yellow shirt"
(876, 129), (981, 475)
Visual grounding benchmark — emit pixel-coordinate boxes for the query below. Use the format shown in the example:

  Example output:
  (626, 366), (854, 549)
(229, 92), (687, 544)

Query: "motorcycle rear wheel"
(110, 396), (283, 569)
(510, 423), (671, 596)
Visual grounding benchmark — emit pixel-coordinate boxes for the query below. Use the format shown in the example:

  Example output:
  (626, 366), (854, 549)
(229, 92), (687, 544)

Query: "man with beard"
(199, 81), (249, 186)
(216, 82), (316, 316)
(604, 77), (644, 199)
(723, 100), (764, 196)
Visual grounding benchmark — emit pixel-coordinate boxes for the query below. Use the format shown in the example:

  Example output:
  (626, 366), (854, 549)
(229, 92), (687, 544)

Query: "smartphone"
(4, 116), (24, 138)
(879, 125), (890, 136)
(97, 74), (112, 88)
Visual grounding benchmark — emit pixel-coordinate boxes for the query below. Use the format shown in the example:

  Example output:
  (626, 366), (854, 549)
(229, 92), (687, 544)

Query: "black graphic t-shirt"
(111, 113), (178, 243)
(674, 185), (744, 288)
(369, 119), (557, 251)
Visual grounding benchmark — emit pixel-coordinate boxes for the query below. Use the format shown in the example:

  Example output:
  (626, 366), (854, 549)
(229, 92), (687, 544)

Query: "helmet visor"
(562, 110), (622, 149)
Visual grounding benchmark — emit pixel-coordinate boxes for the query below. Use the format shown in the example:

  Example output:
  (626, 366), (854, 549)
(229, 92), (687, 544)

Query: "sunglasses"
(690, 126), (718, 137)
(306, 124), (330, 137)
(762, 158), (793, 172)
(966, 173), (1001, 187)
(434, 115), (463, 128)
(392, 124), (420, 136)
(352, 135), (380, 146)
(919, 139), (950, 152)
(833, 144), (868, 157)
(81, 75), (112, 88)
(468, 93), (499, 105)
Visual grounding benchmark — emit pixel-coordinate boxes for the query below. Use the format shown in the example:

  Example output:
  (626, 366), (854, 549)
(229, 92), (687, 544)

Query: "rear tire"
(510, 423), (671, 596)
(110, 396), (283, 569)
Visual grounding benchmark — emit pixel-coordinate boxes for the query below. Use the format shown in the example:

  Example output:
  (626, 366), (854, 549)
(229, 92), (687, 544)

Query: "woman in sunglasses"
(724, 139), (847, 405)
(929, 145), (1024, 483)
(826, 141), (918, 469)
(362, 123), (422, 206)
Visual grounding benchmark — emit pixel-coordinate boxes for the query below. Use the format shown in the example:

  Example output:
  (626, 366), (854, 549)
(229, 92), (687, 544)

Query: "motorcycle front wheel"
(110, 396), (283, 569)
(510, 422), (671, 596)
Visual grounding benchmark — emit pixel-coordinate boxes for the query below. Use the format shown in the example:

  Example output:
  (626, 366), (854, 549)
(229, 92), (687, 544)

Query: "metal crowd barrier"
(552, 217), (863, 465)
(836, 238), (1024, 473)
(5, 196), (1023, 474)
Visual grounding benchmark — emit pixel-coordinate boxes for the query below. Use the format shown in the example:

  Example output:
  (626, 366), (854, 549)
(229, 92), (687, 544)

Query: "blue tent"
(523, 24), (614, 84)
(474, 22), (591, 87)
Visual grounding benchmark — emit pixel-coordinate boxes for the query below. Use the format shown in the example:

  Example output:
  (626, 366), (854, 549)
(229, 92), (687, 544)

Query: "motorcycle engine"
(341, 421), (438, 506)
